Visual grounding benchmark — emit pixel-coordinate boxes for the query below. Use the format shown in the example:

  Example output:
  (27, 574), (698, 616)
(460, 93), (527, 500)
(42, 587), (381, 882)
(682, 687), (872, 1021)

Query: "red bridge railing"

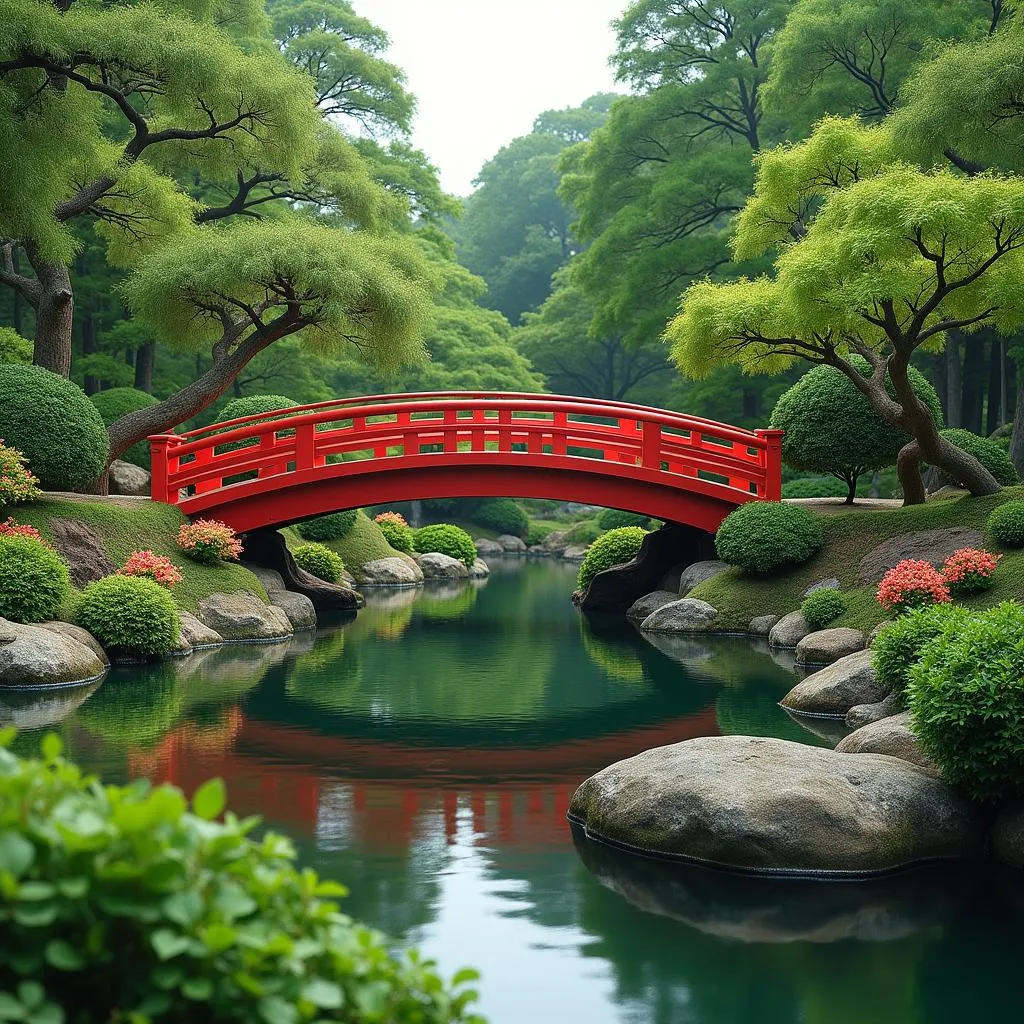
(150, 391), (782, 515)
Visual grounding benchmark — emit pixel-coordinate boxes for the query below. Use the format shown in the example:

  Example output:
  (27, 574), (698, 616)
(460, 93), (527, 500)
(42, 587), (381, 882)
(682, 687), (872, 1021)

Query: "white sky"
(358, 0), (628, 196)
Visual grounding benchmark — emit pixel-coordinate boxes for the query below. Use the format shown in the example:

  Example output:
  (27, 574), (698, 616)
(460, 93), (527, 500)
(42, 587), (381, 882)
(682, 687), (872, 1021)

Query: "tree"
(665, 117), (1024, 504)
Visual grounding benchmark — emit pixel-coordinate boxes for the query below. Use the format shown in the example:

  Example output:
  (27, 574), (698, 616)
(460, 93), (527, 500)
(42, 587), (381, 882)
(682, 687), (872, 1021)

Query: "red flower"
(119, 550), (184, 588)
(942, 547), (1000, 596)
(877, 559), (951, 613)
(0, 517), (49, 546)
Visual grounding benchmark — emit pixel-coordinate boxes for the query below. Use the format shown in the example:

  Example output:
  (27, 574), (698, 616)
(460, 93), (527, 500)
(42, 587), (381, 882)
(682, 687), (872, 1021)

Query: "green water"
(8, 558), (1023, 1023)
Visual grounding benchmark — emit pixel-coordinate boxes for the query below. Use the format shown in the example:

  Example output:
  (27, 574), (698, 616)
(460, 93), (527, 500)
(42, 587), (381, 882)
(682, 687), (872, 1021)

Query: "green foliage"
(76, 575), (180, 658)
(872, 603), (972, 699)
(0, 535), (70, 623)
(0, 326), (32, 364)
(782, 476), (848, 499)
(800, 588), (847, 630)
(413, 524), (477, 569)
(908, 602), (1024, 803)
(770, 359), (943, 499)
(938, 429), (1019, 487)
(987, 500), (1024, 547)
(0, 364), (110, 490)
(218, 395), (298, 426)
(577, 526), (646, 591)
(471, 498), (529, 538)
(293, 543), (344, 584)
(297, 510), (359, 542)
(90, 388), (159, 469)
(596, 508), (652, 531)
(376, 518), (413, 553)
(715, 502), (823, 576)
(0, 733), (483, 1023)
(564, 520), (601, 546)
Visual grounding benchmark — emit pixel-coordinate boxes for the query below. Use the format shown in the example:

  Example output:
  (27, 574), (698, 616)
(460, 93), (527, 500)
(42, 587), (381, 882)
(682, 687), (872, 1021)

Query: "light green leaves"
(191, 777), (226, 820)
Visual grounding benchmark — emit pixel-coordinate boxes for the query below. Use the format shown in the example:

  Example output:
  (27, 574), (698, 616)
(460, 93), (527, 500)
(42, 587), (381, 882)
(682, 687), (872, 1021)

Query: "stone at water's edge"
(0, 618), (106, 687)
(836, 712), (938, 773)
(626, 590), (681, 625)
(561, 544), (589, 561)
(639, 598), (718, 634)
(748, 614), (779, 636)
(37, 621), (109, 667)
(353, 557), (423, 586)
(992, 805), (1024, 869)
(678, 560), (730, 595)
(781, 649), (887, 717)
(197, 591), (293, 641)
(271, 592), (317, 631)
(474, 538), (504, 557)
(178, 611), (223, 650)
(108, 460), (151, 496)
(795, 627), (866, 666)
(419, 552), (470, 580)
(469, 558), (490, 579)
(846, 691), (903, 729)
(568, 736), (984, 875)
(768, 611), (811, 649)
(497, 534), (528, 553)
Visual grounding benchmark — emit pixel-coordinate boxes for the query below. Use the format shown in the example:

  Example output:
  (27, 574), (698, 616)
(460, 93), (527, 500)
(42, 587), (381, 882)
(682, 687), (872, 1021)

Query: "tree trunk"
(945, 333), (962, 428)
(1010, 376), (1024, 477)
(134, 341), (155, 393)
(32, 260), (74, 377)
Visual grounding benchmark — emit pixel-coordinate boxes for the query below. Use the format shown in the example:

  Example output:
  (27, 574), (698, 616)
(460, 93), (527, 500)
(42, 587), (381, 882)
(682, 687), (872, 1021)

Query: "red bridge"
(150, 392), (782, 533)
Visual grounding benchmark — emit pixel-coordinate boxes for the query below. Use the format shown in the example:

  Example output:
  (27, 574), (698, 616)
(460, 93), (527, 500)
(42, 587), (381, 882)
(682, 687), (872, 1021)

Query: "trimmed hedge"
(0, 326), (32, 364)
(0, 535), (70, 623)
(90, 387), (159, 468)
(597, 508), (652, 531)
(76, 575), (180, 657)
(578, 526), (646, 591)
(471, 497), (529, 537)
(872, 603), (971, 699)
(297, 509), (359, 542)
(938, 428), (1018, 488)
(218, 394), (297, 425)
(377, 518), (413, 552)
(294, 543), (344, 583)
(0, 364), (110, 490)
(715, 501), (823, 575)
(801, 588), (847, 629)
(413, 523), (477, 568)
(987, 500), (1024, 547)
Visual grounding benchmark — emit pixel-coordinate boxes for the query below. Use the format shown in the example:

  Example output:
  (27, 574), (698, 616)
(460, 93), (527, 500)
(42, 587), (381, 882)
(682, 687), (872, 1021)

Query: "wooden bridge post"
(756, 429), (785, 500)
(148, 434), (182, 504)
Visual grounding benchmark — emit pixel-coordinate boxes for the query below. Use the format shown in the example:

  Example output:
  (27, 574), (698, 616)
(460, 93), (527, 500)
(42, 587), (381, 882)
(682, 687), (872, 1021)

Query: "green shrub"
(297, 509), (359, 542)
(577, 526), (647, 591)
(218, 394), (298, 425)
(294, 543), (344, 583)
(0, 326), (32, 364)
(782, 476), (848, 499)
(597, 508), (652, 531)
(524, 524), (550, 547)
(908, 602), (1024, 803)
(413, 523), (477, 568)
(0, 535), (70, 623)
(376, 517), (413, 552)
(872, 603), (971, 699)
(564, 519), (601, 545)
(801, 588), (847, 629)
(715, 501), (823, 575)
(90, 387), (158, 468)
(987, 500), (1024, 547)
(0, 364), (110, 490)
(770, 358), (942, 502)
(0, 733), (482, 1024)
(471, 497), (529, 537)
(76, 575), (180, 657)
(937, 428), (1019, 487)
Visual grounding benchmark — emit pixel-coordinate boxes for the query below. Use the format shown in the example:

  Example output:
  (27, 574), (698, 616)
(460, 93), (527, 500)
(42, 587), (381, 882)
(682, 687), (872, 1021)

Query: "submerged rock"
(0, 618), (106, 687)
(626, 590), (681, 625)
(419, 552), (470, 580)
(992, 805), (1024, 870)
(795, 628), (866, 666)
(678, 560), (729, 595)
(354, 557), (423, 586)
(781, 650), (886, 717)
(569, 736), (984, 875)
(836, 712), (937, 773)
(197, 592), (293, 642)
(748, 614), (780, 637)
(640, 598), (718, 634)
(469, 558), (490, 579)
(768, 611), (811, 649)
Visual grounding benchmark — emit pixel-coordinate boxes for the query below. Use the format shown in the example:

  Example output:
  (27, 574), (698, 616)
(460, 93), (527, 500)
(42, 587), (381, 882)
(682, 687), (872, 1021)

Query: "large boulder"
(36, 621), (109, 667)
(781, 650), (887, 717)
(836, 712), (937, 773)
(768, 611), (811, 649)
(569, 736), (984, 874)
(474, 538), (504, 557)
(856, 527), (985, 585)
(678, 560), (729, 595)
(108, 460), (151, 497)
(541, 530), (567, 556)
(197, 592), (292, 642)
(49, 519), (116, 588)
(748, 614), (780, 637)
(992, 805), (1024, 870)
(561, 544), (589, 562)
(419, 551), (470, 580)
(497, 534), (527, 553)
(469, 558), (490, 579)
(353, 557), (423, 586)
(640, 598), (718, 634)
(270, 592), (316, 631)
(846, 691), (903, 729)
(178, 611), (223, 650)
(795, 628), (866, 666)
(626, 590), (682, 625)
(0, 618), (106, 687)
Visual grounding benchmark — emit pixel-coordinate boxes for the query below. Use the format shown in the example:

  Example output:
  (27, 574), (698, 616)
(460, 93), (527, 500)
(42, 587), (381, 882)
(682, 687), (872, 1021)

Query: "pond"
(10, 558), (1024, 1024)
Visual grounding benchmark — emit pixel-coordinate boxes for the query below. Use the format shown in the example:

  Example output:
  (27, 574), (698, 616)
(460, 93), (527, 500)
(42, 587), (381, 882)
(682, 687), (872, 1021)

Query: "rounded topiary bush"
(472, 497), (529, 537)
(801, 588), (847, 629)
(0, 326), (32, 364)
(987, 500), (1024, 548)
(0, 364), (110, 490)
(938, 428), (1018, 487)
(218, 394), (298, 426)
(597, 508), (652, 531)
(76, 575), (180, 657)
(577, 526), (646, 591)
(715, 501), (823, 575)
(0, 535), (70, 623)
(296, 509), (359, 542)
(564, 520), (601, 545)
(413, 523), (477, 568)
(90, 387), (158, 468)
(0, 735), (482, 1024)
(907, 602), (1024, 803)
(293, 542), (344, 583)
(375, 512), (413, 552)
(872, 603), (971, 700)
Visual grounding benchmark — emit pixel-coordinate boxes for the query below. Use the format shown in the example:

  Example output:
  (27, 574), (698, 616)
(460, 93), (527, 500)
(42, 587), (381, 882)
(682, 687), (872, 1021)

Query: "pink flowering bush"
(118, 550), (184, 588)
(876, 559), (951, 614)
(0, 517), (49, 546)
(0, 439), (41, 506)
(176, 520), (243, 565)
(374, 511), (408, 528)
(942, 547), (1000, 596)
(374, 510), (413, 553)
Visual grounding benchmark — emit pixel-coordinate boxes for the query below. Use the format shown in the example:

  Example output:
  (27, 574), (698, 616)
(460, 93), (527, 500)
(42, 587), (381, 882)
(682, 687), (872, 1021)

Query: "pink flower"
(374, 511), (408, 528)
(942, 547), (1000, 596)
(119, 550), (184, 588)
(0, 517), (49, 546)
(0, 440), (40, 506)
(877, 559), (951, 613)
(176, 520), (243, 564)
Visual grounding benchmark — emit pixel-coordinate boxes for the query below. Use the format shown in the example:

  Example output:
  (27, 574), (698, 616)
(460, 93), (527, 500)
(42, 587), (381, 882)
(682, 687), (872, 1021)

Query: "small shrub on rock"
(118, 550), (183, 589)
(176, 519), (243, 565)
(715, 501), (823, 575)
(0, 733), (483, 1024)
(937, 428), (1019, 488)
(908, 602), (1024, 803)
(597, 508), (652, 531)
(801, 588), (847, 629)
(473, 497), (529, 537)
(90, 387), (159, 468)
(0, 534), (70, 623)
(578, 526), (647, 591)
(987, 500), (1024, 548)
(414, 523), (477, 568)
(375, 511), (413, 552)
(0, 440), (41, 506)
(942, 547), (1000, 596)
(294, 542), (344, 583)
(76, 575), (180, 657)
(297, 509), (359, 542)
(876, 559), (951, 614)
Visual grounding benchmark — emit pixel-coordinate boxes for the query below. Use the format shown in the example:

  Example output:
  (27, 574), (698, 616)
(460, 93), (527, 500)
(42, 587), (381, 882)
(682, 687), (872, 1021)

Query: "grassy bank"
(282, 510), (418, 573)
(690, 487), (1024, 633)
